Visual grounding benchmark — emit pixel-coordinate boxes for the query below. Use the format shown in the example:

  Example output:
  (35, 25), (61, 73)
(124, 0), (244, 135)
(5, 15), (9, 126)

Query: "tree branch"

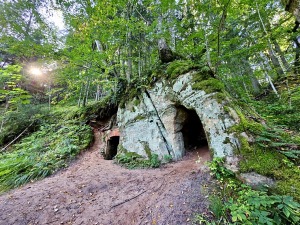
(110, 190), (147, 210)
(1, 121), (35, 153)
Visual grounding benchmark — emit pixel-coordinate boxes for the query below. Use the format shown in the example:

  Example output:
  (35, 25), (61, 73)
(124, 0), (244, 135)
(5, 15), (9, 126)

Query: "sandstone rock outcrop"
(117, 72), (242, 161)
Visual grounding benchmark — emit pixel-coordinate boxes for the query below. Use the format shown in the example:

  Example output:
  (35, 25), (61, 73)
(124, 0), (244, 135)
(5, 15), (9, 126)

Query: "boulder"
(239, 172), (276, 189)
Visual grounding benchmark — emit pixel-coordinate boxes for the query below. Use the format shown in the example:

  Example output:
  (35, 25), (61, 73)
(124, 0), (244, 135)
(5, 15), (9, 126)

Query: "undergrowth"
(0, 104), (47, 147)
(229, 97), (300, 200)
(193, 158), (300, 225)
(253, 87), (300, 132)
(0, 105), (93, 193)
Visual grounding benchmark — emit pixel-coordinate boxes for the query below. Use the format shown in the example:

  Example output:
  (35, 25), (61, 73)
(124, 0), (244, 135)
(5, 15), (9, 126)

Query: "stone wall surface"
(117, 72), (241, 161)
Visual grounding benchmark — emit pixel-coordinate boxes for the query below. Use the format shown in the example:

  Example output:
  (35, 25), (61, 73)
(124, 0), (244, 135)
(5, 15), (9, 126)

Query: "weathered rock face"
(117, 72), (241, 161)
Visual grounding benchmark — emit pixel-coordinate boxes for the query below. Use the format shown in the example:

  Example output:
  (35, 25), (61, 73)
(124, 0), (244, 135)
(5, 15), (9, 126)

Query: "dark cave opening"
(180, 107), (208, 151)
(105, 136), (120, 160)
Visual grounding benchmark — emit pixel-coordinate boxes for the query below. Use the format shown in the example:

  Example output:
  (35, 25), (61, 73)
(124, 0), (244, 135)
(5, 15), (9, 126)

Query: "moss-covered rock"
(192, 78), (225, 93)
(166, 60), (200, 80)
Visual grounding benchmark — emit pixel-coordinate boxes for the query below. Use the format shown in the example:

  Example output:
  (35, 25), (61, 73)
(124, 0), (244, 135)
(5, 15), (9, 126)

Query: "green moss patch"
(140, 141), (152, 158)
(192, 78), (225, 94)
(166, 60), (200, 80)
(239, 148), (283, 176)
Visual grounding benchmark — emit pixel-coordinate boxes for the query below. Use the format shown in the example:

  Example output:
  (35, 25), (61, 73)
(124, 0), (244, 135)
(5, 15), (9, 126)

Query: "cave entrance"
(105, 136), (119, 160)
(179, 106), (208, 152)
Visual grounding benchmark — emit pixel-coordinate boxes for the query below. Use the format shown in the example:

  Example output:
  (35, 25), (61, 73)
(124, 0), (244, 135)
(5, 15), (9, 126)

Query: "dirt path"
(0, 130), (213, 225)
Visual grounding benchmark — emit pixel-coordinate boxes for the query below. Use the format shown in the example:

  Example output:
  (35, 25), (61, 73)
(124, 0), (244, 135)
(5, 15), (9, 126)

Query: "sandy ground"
(0, 129), (213, 225)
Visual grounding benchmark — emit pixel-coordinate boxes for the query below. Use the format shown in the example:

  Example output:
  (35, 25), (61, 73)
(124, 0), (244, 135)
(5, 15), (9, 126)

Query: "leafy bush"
(208, 157), (235, 180)
(115, 152), (161, 169)
(225, 188), (300, 225)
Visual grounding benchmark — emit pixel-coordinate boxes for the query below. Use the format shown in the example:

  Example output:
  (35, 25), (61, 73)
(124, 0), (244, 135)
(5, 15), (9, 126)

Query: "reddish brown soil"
(0, 130), (213, 225)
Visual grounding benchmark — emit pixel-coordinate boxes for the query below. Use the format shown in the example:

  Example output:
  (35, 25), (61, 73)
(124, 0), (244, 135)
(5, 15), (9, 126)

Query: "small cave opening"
(105, 136), (120, 160)
(179, 106), (208, 151)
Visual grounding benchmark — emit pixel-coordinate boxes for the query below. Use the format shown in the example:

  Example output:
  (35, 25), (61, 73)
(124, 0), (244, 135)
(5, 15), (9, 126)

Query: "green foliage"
(234, 121), (300, 200)
(68, 95), (117, 122)
(0, 1), (57, 59)
(255, 127), (300, 161)
(0, 104), (45, 147)
(193, 214), (211, 225)
(226, 189), (300, 225)
(163, 154), (173, 163)
(238, 139), (300, 201)
(253, 87), (300, 132)
(149, 154), (161, 168)
(117, 76), (149, 108)
(192, 70), (212, 83)
(275, 170), (300, 200)
(0, 107), (93, 192)
(208, 157), (235, 180)
(228, 106), (264, 135)
(201, 158), (300, 225)
(230, 101), (299, 163)
(0, 65), (31, 109)
(209, 195), (224, 220)
(115, 152), (161, 169)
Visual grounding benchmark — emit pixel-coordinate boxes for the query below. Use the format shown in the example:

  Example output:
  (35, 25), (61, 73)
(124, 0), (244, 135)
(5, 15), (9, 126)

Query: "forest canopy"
(0, 0), (299, 106)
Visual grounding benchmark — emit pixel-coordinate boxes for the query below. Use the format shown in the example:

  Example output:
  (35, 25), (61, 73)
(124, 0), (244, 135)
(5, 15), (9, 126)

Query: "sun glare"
(29, 67), (42, 76)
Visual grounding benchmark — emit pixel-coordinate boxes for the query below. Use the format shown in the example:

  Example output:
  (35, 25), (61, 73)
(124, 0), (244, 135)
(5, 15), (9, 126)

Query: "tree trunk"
(294, 37), (300, 74)
(268, 46), (285, 77)
(85, 79), (91, 106)
(78, 83), (83, 107)
(250, 76), (262, 95)
(95, 85), (100, 101)
(82, 77), (90, 107)
(241, 58), (262, 95)
(273, 40), (290, 71)
(127, 32), (132, 82)
(158, 38), (176, 63)
(256, 3), (285, 78)
(264, 72), (280, 98)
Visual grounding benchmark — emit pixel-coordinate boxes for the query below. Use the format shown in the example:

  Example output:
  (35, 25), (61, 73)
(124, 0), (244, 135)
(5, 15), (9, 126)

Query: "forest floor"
(0, 129), (213, 225)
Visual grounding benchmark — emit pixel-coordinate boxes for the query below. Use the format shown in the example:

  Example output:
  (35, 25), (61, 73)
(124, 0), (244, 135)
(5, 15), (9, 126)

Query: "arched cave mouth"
(179, 106), (208, 151)
(105, 136), (119, 160)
